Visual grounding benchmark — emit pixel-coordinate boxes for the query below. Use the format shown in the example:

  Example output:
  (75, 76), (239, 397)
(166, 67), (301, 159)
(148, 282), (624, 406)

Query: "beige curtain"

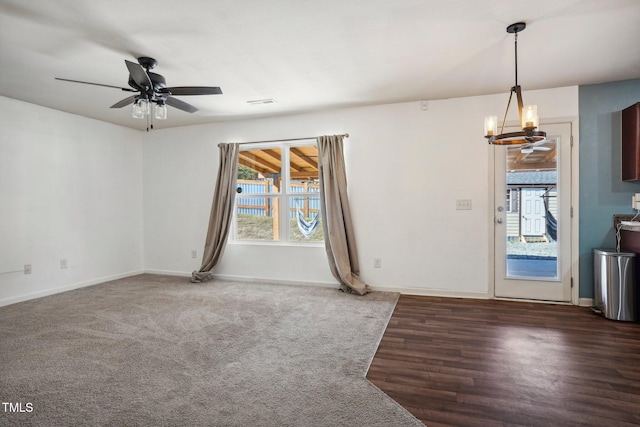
(192, 143), (239, 282)
(317, 135), (370, 295)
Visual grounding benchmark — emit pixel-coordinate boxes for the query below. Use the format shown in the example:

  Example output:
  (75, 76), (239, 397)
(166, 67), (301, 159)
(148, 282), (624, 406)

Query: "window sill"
(228, 240), (324, 248)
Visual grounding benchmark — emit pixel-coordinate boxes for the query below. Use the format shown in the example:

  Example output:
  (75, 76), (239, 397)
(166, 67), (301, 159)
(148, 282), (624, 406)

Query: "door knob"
(495, 218), (503, 224)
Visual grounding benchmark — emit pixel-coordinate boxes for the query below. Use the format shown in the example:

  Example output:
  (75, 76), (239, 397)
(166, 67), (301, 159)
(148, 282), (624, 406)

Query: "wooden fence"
(236, 179), (320, 218)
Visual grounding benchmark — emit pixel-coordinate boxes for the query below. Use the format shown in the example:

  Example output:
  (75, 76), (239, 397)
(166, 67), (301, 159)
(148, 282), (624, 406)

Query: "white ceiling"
(1, 0), (639, 131)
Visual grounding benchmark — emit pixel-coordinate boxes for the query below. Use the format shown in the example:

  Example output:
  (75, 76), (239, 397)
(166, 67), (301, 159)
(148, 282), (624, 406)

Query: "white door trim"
(488, 119), (579, 305)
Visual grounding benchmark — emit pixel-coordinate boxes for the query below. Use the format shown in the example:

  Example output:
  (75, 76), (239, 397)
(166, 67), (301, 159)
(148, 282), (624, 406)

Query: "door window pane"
(505, 141), (558, 279)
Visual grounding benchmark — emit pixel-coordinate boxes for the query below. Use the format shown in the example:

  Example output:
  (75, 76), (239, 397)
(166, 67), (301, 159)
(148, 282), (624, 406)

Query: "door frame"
(488, 119), (580, 305)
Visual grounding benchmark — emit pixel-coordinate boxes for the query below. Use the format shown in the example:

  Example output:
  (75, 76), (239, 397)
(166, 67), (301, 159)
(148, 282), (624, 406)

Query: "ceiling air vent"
(247, 99), (277, 106)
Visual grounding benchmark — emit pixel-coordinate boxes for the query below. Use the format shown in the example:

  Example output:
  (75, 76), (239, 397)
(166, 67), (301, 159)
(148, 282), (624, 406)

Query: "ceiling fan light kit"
(484, 22), (546, 146)
(132, 99), (149, 119)
(155, 103), (168, 120)
(55, 56), (222, 130)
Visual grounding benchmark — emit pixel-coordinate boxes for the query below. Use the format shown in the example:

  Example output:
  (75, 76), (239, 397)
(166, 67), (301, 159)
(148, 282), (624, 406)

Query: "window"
(234, 142), (323, 243)
(506, 188), (519, 213)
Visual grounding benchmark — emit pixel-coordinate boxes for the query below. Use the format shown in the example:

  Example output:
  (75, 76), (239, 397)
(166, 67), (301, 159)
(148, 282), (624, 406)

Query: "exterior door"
(521, 188), (546, 236)
(494, 123), (572, 302)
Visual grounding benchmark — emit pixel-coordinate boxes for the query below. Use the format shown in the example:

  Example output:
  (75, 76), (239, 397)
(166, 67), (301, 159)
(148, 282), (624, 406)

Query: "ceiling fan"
(520, 139), (553, 154)
(55, 56), (222, 127)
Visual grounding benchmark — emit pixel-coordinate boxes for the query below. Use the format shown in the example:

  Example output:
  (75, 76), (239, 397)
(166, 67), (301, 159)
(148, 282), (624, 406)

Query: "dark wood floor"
(367, 296), (640, 427)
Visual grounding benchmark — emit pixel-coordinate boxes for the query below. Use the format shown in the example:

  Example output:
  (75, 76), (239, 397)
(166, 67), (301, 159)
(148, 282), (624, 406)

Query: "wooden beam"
(290, 147), (318, 171)
(238, 153), (280, 175)
(238, 158), (272, 176)
(261, 149), (282, 163)
(542, 148), (557, 163)
(507, 161), (557, 171)
(290, 171), (319, 179)
(514, 151), (530, 163)
(289, 148), (318, 179)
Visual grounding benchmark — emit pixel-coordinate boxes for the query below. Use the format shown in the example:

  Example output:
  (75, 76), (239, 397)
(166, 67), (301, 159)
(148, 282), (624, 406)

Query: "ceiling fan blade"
(165, 96), (198, 113)
(125, 60), (152, 90)
(534, 146), (552, 151)
(110, 95), (137, 108)
(531, 138), (551, 146)
(162, 86), (223, 96)
(55, 77), (136, 92)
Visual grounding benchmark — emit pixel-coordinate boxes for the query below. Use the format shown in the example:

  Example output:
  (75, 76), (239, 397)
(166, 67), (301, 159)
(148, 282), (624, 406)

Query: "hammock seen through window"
(295, 199), (320, 237)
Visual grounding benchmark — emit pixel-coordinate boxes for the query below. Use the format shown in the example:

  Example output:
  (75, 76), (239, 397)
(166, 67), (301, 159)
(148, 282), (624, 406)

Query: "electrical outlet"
(191, 250), (197, 258)
(456, 199), (472, 210)
(24, 264), (31, 275)
(60, 259), (68, 269)
(374, 258), (382, 268)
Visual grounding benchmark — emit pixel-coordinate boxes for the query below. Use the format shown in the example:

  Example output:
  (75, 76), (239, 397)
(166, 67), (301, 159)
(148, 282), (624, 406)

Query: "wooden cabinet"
(622, 102), (640, 181)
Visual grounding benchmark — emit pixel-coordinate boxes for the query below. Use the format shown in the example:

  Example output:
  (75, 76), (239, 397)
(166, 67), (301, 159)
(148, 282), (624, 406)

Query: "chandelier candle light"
(484, 22), (546, 145)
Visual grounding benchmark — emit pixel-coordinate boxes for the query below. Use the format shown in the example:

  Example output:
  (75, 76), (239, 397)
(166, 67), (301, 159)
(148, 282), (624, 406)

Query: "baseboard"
(143, 270), (341, 289)
(1, 268), (595, 309)
(369, 285), (490, 299)
(146, 270), (493, 298)
(210, 273), (340, 289)
(0, 269), (145, 307)
(579, 298), (594, 307)
(144, 269), (192, 278)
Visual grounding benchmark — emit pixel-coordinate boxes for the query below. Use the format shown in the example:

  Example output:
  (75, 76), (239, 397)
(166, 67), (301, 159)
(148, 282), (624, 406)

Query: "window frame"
(231, 140), (323, 246)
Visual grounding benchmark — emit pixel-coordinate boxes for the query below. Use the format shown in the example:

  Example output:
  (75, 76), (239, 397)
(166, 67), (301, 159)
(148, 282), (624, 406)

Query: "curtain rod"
(219, 133), (349, 147)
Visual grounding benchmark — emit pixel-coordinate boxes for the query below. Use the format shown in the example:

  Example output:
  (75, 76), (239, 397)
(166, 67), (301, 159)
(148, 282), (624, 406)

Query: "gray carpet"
(0, 274), (423, 426)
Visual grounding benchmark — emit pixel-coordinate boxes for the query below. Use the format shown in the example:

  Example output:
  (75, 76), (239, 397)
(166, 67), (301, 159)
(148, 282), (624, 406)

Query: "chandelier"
(484, 22), (546, 145)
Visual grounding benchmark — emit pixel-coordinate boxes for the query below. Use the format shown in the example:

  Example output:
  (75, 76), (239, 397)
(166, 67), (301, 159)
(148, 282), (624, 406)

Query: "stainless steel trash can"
(593, 249), (637, 321)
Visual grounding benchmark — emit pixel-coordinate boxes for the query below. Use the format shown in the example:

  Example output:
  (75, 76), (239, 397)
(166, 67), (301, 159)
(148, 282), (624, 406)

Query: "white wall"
(144, 86), (578, 297)
(0, 86), (579, 306)
(0, 96), (144, 306)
